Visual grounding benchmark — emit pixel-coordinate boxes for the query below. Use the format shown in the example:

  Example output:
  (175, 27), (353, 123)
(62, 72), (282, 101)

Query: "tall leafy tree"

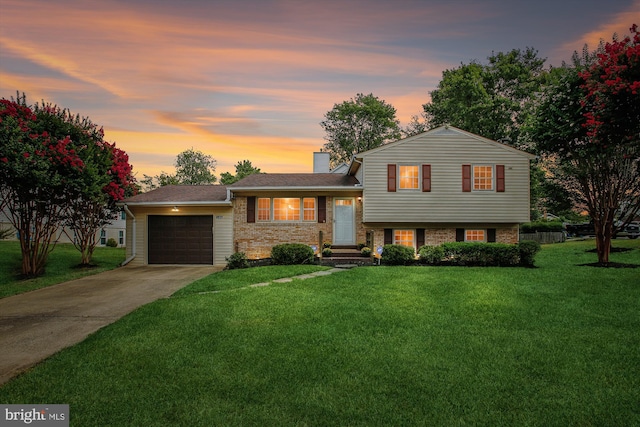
(320, 93), (401, 166)
(175, 148), (217, 185)
(532, 25), (640, 264)
(220, 160), (261, 185)
(141, 148), (216, 190)
(423, 48), (546, 147)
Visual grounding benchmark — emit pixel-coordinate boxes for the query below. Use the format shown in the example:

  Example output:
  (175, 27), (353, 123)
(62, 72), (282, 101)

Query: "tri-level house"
(120, 126), (535, 266)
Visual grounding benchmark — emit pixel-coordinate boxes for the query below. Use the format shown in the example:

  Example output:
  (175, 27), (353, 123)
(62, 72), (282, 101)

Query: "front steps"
(320, 245), (374, 266)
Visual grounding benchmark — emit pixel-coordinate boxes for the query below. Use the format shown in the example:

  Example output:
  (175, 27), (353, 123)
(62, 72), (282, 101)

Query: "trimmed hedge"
(518, 240), (541, 267)
(418, 241), (541, 267)
(381, 244), (416, 265)
(225, 252), (249, 270)
(520, 221), (564, 233)
(271, 243), (315, 265)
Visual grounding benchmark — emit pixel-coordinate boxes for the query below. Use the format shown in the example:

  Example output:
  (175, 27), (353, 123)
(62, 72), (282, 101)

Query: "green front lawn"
(0, 241), (125, 298)
(1, 240), (638, 426)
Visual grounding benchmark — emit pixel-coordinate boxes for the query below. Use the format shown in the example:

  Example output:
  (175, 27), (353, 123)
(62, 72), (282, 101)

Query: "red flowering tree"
(578, 25), (640, 264)
(533, 25), (640, 264)
(1, 95), (136, 276)
(36, 104), (137, 266)
(0, 96), (85, 277)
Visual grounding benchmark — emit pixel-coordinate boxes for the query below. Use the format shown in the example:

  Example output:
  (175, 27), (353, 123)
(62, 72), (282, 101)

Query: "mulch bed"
(580, 247), (638, 268)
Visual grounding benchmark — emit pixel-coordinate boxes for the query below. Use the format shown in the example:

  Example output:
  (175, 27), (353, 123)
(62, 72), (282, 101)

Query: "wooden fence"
(520, 232), (566, 244)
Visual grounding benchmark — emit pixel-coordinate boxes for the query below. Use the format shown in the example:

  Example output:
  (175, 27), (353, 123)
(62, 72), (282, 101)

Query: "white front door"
(334, 198), (355, 245)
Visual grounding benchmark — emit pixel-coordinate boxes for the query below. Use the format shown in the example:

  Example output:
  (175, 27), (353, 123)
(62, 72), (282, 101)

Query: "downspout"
(121, 204), (136, 266)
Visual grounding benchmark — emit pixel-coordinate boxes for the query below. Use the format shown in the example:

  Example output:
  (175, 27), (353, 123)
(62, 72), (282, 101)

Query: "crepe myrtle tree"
(0, 95), (136, 275)
(533, 25), (640, 264)
(1, 97), (84, 277)
(41, 105), (137, 266)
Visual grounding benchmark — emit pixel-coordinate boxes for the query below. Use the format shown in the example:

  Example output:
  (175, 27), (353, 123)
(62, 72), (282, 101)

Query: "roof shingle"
(230, 173), (359, 188)
(123, 185), (228, 203)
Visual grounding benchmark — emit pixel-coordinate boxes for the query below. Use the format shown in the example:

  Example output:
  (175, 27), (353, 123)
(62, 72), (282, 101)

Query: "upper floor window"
(399, 165), (419, 189)
(388, 164), (431, 192)
(463, 164), (505, 192)
(473, 165), (493, 190)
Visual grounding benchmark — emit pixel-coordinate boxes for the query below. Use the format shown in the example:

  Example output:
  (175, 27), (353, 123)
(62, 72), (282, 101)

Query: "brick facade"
(364, 225), (519, 254)
(234, 196), (520, 259)
(233, 196), (366, 259)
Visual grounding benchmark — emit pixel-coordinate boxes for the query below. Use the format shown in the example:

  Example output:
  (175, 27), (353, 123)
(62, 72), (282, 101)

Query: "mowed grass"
(0, 241), (125, 298)
(0, 240), (638, 426)
(173, 264), (331, 295)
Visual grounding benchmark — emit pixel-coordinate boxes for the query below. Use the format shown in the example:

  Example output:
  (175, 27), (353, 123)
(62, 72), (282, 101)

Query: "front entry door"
(334, 198), (355, 245)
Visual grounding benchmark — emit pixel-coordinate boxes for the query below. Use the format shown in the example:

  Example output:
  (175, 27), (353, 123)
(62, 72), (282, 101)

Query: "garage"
(148, 215), (213, 264)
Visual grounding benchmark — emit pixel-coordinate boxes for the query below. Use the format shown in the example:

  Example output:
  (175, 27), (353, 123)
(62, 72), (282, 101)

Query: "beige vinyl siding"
(361, 130), (532, 223)
(124, 206), (233, 267)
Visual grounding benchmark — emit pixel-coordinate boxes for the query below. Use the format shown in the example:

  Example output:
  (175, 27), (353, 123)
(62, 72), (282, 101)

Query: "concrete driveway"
(0, 265), (219, 385)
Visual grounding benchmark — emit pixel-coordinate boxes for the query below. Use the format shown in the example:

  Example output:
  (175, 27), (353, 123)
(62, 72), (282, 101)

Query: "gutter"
(229, 186), (360, 192)
(121, 204), (136, 266)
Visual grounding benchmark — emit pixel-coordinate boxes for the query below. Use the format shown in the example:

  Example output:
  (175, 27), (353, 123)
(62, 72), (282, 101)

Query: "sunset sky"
(1, 0), (638, 179)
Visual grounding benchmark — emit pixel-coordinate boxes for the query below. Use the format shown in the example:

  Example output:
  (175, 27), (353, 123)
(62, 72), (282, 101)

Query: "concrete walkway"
(0, 265), (219, 385)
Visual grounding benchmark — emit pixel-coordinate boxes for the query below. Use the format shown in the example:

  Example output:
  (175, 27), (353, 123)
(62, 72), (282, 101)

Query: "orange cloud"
(557, 0), (640, 57)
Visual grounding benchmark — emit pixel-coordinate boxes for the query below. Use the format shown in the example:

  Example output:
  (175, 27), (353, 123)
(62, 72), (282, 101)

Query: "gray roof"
(122, 185), (229, 204)
(230, 173), (359, 188)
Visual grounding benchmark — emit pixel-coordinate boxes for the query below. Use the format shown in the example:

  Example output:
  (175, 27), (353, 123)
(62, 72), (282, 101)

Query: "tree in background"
(422, 48), (546, 147)
(320, 93), (401, 167)
(402, 113), (428, 138)
(532, 25), (640, 264)
(220, 160), (261, 185)
(141, 148), (216, 190)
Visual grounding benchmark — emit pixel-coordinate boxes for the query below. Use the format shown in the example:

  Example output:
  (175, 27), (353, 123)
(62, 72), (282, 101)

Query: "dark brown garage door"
(148, 216), (213, 264)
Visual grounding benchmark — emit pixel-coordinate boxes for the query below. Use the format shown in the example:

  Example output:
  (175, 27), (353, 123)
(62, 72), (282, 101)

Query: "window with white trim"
(473, 165), (493, 190)
(465, 229), (485, 242)
(100, 229), (106, 245)
(257, 197), (317, 222)
(303, 198), (316, 221)
(394, 229), (415, 247)
(399, 165), (419, 189)
(257, 198), (271, 221)
(118, 230), (124, 245)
